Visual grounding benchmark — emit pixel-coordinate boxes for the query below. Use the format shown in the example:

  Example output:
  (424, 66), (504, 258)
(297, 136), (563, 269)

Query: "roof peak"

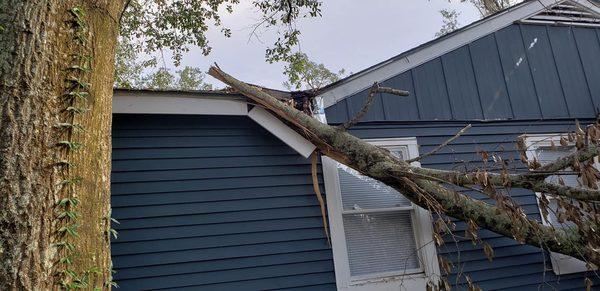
(317, 0), (600, 108)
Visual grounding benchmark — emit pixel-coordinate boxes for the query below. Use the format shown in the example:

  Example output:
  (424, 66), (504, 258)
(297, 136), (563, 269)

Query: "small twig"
(407, 124), (472, 163)
(339, 83), (409, 130)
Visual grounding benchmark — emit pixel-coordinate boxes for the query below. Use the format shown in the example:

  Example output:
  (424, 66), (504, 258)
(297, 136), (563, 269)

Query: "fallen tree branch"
(538, 144), (600, 173)
(207, 64), (600, 265)
(406, 124), (472, 163)
(410, 166), (600, 201)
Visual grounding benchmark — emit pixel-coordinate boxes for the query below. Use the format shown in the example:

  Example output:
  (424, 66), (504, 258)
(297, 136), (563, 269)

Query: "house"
(109, 0), (600, 290)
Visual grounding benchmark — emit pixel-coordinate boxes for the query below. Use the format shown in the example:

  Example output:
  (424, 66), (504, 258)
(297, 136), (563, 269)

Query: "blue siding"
(520, 24), (571, 118)
(111, 114), (335, 290)
(325, 24), (600, 122)
(441, 46), (484, 120)
(380, 71), (420, 121)
(470, 34), (514, 119)
(495, 25), (541, 119)
(412, 58), (453, 119)
(340, 120), (599, 290)
(547, 26), (596, 116)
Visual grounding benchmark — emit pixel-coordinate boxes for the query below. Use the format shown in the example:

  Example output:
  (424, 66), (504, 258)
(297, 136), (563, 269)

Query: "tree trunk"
(0, 1), (125, 289)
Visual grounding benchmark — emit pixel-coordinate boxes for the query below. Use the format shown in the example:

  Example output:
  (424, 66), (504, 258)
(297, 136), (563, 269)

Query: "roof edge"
(317, 0), (600, 108)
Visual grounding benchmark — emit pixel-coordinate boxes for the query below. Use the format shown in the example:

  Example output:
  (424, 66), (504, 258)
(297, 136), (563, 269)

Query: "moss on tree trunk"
(0, 1), (125, 289)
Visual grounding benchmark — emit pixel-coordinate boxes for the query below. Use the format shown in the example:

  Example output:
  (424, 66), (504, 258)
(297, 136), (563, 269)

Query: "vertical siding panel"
(346, 87), (386, 122)
(520, 24), (569, 118)
(441, 46), (484, 120)
(547, 25), (595, 117)
(495, 25), (541, 119)
(380, 71), (420, 120)
(469, 34), (514, 119)
(412, 58), (453, 120)
(573, 27), (600, 113)
(324, 99), (349, 124)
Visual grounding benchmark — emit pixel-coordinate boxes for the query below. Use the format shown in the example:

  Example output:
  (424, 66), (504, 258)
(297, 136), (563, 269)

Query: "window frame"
(322, 137), (440, 290)
(524, 133), (595, 275)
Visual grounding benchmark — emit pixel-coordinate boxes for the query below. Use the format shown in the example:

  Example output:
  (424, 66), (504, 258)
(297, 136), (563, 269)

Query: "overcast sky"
(160, 1), (483, 90)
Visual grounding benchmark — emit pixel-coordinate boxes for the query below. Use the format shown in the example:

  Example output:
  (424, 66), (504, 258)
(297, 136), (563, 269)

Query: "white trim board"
(113, 92), (248, 116)
(248, 106), (316, 158)
(112, 91), (316, 158)
(318, 0), (600, 108)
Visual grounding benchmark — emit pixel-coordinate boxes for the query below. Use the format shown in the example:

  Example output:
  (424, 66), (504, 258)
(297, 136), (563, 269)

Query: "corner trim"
(248, 106), (316, 158)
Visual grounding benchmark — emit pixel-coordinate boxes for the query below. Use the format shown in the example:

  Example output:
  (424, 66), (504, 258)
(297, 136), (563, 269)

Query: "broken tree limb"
(207, 65), (600, 265)
(339, 82), (410, 130)
(339, 82), (380, 130)
(406, 124), (472, 163)
(537, 144), (600, 173)
(376, 86), (410, 97)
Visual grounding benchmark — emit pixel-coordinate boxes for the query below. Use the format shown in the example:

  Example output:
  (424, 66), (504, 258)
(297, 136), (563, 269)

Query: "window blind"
(336, 147), (420, 277)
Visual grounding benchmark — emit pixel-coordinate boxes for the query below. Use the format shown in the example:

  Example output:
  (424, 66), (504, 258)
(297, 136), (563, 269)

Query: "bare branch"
(377, 86), (410, 97)
(339, 82), (380, 130)
(406, 124), (472, 163)
(338, 83), (410, 130)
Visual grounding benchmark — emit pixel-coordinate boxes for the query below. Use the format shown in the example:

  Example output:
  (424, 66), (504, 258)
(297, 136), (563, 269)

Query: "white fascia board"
(319, 0), (574, 108)
(113, 91), (248, 115)
(248, 106), (316, 158)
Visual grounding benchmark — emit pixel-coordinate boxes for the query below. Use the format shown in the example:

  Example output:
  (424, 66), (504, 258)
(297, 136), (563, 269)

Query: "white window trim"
(523, 133), (596, 275)
(322, 137), (440, 291)
(112, 90), (316, 158)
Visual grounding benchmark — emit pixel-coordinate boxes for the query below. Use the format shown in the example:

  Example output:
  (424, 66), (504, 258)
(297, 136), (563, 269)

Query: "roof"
(114, 85), (295, 101)
(316, 0), (600, 108)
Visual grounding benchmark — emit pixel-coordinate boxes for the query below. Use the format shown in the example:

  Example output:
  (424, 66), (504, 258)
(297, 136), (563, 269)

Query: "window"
(322, 138), (439, 290)
(524, 134), (597, 275)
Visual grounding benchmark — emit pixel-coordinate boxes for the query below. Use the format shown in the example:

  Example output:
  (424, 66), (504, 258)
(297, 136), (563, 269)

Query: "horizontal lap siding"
(325, 24), (600, 123)
(111, 114), (334, 290)
(343, 119), (598, 290)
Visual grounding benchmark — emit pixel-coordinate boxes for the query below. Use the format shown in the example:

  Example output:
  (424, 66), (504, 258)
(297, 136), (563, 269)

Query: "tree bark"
(209, 65), (600, 266)
(0, 1), (125, 289)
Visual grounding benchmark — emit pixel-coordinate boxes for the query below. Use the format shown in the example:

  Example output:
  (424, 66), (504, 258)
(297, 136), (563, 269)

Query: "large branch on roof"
(207, 65), (600, 265)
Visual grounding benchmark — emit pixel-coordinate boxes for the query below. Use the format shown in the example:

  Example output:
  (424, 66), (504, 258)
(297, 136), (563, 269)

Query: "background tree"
(282, 52), (346, 91)
(436, 0), (517, 36)
(0, 1), (321, 289)
(176, 66), (214, 91)
(139, 66), (214, 90)
(436, 9), (461, 37)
